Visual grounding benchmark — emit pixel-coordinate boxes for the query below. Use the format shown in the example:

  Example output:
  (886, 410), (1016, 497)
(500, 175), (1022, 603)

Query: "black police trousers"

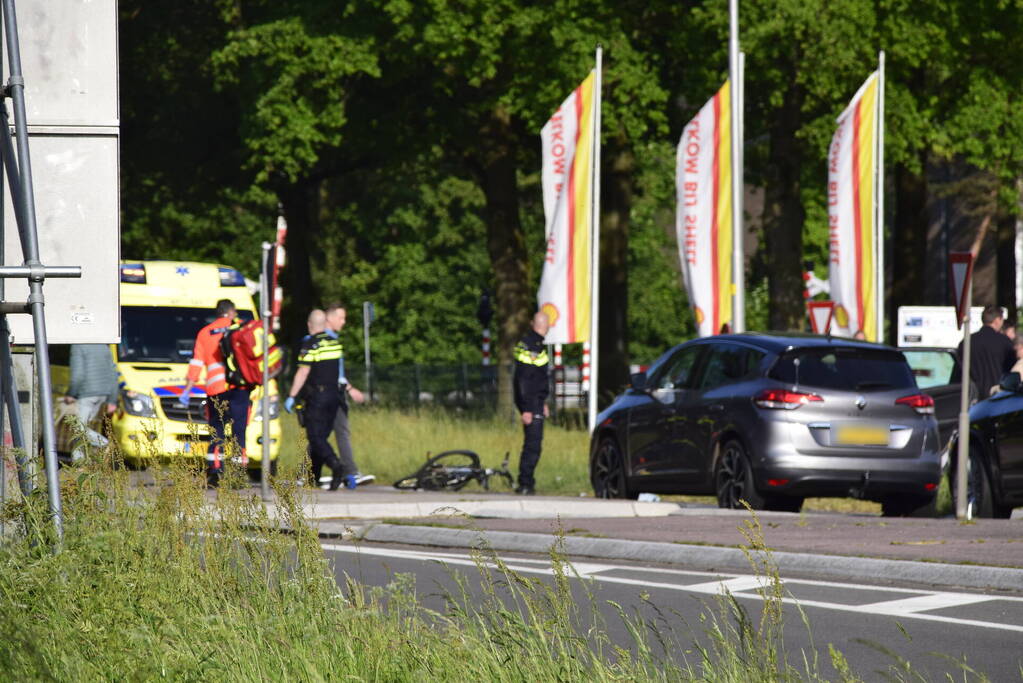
(518, 414), (545, 489)
(303, 385), (343, 484)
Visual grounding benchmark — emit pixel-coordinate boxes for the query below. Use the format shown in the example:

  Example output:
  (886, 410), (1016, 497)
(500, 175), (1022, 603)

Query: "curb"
(349, 523), (1023, 593)
(298, 498), (682, 520)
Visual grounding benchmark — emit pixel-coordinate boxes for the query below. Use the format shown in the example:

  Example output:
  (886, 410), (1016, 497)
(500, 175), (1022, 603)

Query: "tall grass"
(0, 444), (868, 681)
(2, 423), (980, 681)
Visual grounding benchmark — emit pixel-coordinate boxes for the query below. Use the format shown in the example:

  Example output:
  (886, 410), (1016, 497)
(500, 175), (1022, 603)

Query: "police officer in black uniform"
(284, 323), (346, 490)
(513, 311), (551, 495)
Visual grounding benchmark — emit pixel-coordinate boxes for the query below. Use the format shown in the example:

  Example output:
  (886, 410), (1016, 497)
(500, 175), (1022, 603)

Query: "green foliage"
(120, 1), (1023, 365)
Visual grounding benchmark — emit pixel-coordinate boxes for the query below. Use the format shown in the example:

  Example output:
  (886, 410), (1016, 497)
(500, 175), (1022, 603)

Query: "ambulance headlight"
(122, 390), (157, 418)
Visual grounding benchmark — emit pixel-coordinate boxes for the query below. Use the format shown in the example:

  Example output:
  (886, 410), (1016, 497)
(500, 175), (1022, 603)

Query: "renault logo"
(855, 395), (867, 410)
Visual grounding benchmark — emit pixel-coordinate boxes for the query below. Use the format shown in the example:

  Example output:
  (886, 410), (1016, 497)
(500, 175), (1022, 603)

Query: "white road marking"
(861, 593), (996, 616)
(322, 543), (1023, 634)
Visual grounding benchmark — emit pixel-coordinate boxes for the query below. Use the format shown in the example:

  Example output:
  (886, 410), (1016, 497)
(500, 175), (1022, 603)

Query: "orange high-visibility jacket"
(186, 316), (235, 396)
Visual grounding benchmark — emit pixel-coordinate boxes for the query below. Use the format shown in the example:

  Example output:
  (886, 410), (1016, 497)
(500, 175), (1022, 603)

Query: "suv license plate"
(835, 424), (889, 446)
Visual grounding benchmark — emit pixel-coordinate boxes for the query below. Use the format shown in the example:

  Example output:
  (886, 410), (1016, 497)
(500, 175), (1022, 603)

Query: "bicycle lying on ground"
(393, 450), (513, 491)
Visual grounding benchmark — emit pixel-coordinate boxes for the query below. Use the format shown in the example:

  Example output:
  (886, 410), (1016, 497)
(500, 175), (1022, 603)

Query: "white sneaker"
(355, 473), (375, 485)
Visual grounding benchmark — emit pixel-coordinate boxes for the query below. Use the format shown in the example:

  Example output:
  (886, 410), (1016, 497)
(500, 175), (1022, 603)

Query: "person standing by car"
(513, 311), (550, 495)
(284, 309), (347, 491)
(958, 305), (1016, 398)
(178, 298), (251, 487)
(63, 344), (120, 461)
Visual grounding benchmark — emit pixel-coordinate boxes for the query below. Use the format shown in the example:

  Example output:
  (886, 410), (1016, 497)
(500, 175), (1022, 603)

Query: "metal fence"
(341, 363), (587, 414)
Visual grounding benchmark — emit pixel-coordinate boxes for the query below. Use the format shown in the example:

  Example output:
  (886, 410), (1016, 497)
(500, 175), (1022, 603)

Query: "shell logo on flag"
(537, 73), (597, 345)
(675, 81), (734, 338)
(541, 302), (560, 328)
(834, 304), (850, 329)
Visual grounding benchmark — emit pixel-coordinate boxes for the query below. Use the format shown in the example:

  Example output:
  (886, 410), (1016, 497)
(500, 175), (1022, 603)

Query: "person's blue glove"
(284, 396), (296, 413)
(176, 388), (192, 409)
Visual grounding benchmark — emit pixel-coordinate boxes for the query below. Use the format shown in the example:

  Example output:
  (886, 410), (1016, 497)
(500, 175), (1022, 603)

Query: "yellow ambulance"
(110, 260), (281, 470)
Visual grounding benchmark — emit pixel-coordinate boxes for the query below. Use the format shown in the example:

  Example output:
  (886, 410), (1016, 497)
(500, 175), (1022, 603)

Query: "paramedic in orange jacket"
(179, 298), (252, 487)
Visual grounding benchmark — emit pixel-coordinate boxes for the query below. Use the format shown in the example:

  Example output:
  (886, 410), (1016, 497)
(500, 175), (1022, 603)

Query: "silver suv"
(590, 333), (942, 516)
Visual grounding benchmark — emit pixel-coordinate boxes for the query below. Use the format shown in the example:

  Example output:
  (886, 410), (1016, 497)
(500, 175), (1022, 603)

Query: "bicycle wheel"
(393, 450), (482, 491)
(418, 450), (481, 491)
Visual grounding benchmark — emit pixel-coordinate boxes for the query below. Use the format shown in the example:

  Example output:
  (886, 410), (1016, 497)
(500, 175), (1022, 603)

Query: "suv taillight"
(754, 389), (823, 410)
(896, 393), (934, 415)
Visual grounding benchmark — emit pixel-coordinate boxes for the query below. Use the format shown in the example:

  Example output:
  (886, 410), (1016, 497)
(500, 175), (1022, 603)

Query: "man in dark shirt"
(284, 321), (346, 490)
(513, 311), (551, 495)
(958, 305), (1016, 398)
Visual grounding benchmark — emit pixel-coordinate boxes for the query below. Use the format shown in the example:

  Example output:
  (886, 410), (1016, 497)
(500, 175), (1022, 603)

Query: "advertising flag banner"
(827, 71), (880, 340)
(538, 72), (597, 344)
(675, 81), (733, 337)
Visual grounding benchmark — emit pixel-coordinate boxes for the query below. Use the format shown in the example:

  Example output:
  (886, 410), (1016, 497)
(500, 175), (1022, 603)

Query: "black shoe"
(329, 475), (344, 491)
(206, 470), (223, 489)
(514, 486), (535, 496)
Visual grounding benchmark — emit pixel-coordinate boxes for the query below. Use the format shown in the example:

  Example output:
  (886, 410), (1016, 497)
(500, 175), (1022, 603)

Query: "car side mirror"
(630, 371), (648, 392)
(999, 372), (1022, 393)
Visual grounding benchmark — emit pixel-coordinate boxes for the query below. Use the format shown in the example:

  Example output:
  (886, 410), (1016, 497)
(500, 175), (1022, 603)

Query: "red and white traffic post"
(950, 252), (975, 520)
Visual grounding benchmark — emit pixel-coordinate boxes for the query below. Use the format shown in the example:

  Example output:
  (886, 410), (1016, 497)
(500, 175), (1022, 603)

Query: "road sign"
(807, 301), (835, 335)
(949, 252), (975, 330)
(2, 0), (120, 343)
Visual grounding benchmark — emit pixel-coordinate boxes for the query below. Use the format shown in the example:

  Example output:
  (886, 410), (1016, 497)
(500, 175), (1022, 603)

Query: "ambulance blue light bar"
(218, 267), (246, 287)
(120, 263), (147, 284)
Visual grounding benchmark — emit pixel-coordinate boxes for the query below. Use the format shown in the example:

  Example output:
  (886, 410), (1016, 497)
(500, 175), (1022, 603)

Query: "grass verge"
(0, 440), (980, 680)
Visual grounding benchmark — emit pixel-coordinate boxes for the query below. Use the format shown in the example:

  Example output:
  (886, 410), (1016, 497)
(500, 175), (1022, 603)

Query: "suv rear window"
(768, 347), (916, 392)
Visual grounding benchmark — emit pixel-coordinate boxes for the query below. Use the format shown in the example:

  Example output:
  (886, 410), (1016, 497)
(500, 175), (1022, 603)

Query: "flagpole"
(874, 50), (886, 343)
(588, 46), (602, 433)
(729, 0), (744, 332)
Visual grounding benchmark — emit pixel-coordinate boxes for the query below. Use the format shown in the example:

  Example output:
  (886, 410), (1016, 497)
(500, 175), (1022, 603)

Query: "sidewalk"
(267, 484), (1023, 591)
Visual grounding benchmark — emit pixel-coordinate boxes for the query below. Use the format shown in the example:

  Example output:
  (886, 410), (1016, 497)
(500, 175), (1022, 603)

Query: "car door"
(991, 392), (1023, 500)
(901, 348), (960, 450)
(626, 344), (704, 484)
(683, 343), (766, 486)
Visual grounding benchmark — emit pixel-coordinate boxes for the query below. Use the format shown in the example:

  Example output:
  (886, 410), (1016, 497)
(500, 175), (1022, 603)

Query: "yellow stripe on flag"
(715, 81), (734, 332)
(855, 77), (878, 341)
(570, 74), (595, 341)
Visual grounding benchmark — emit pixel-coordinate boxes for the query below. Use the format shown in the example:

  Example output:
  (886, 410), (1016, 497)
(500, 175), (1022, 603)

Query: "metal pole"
(0, 144), (5, 537)
(875, 50), (886, 343)
(729, 0), (744, 333)
(0, 325), (28, 495)
(259, 242), (272, 502)
(956, 281), (973, 520)
(363, 301), (372, 401)
(2, 0), (64, 542)
(587, 45), (602, 433)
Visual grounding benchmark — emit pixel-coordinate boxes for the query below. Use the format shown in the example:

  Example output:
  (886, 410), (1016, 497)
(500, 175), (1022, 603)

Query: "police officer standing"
(513, 311), (550, 495)
(284, 314), (346, 490)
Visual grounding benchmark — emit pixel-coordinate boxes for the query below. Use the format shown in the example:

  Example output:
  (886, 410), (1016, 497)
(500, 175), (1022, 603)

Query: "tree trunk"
(889, 161), (928, 344)
(762, 86), (805, 331)
(478, 106), (530, 418)
(599, 141), (633, 405)
(279, 181), (319, 342)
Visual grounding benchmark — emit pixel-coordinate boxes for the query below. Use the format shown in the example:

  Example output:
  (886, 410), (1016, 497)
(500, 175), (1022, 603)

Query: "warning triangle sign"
(949, 253), (974, 329)
(807, 301), (835, 335)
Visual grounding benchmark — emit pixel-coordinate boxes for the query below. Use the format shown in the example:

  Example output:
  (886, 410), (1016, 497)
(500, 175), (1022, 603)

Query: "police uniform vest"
(297, 332), (343, 387)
